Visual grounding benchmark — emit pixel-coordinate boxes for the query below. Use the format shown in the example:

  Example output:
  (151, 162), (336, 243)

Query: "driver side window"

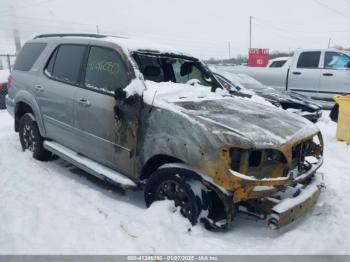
(84, 46), (129, 93)
(324, 52), (350, 69)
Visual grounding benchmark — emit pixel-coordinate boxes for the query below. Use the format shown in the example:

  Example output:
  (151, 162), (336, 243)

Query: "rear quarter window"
(14, 42), (47, 71)
(269, 60), (286, 68)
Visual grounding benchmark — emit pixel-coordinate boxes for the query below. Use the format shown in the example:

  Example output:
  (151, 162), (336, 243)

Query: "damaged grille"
(230, 148), (287, 179)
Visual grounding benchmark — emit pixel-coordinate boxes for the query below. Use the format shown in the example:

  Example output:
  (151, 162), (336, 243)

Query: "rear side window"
(269, 60), (286, 68)
(297, 52), (321, 69)
(14, 42), (47, 71)
(84, 46), (129, 92)
(45, 45), (86, 84)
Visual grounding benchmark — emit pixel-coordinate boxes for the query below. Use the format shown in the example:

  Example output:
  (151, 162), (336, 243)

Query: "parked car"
(229, 49), (350, 109)
(268, 57), (291, 68)
(211, 68), (323, 123)
(0, 69), (10, 109)
(6, 34), (324, 230)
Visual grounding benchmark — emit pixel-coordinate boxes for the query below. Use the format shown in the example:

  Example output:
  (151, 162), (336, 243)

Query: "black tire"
(330, 103), (339, 123)
(0, 89), (7, 110)
(144, 168), (203, 225)
(19, 113), (51, 161)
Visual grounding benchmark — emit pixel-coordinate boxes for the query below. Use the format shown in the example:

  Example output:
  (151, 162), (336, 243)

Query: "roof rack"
(34, 33), (107, 39)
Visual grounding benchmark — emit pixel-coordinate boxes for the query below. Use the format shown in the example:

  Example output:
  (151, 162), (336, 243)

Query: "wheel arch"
(14, 98), (46, 137)
(140, 154), (188, 181)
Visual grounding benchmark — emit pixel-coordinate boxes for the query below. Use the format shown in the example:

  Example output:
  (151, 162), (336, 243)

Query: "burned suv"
(6, 34), (324, 230)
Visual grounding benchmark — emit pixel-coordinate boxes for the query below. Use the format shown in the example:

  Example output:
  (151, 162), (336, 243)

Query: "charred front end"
(202, 131), (324, 229)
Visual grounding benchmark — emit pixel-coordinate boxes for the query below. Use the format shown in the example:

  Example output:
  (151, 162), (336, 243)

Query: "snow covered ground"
(0, 109), (349, 255)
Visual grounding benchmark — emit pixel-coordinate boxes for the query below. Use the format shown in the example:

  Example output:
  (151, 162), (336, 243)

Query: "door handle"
(34, 85), (44, 92)
(292, 72), (302, 75)
(78, 98), (91, 107)
(323, 73), (333, 77)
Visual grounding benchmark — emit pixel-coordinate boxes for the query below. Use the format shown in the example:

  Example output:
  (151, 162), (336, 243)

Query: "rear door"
(36, 44), (87, 150)
(288, 51), (322, 98)
(319, 51), (350, 100)
(74, 45), (138, 176)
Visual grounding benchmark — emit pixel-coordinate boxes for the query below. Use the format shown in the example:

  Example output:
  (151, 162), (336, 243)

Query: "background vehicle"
(6, 34), (324, 230)
(268, 57), (291, 68)
(228, 49), (350, 109)
(0, 69), (9, 109)
(211, 68), (322, 123)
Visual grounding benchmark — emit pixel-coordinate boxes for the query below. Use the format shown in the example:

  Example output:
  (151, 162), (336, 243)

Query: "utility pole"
(328, 38), (332, 48)
(96, 25), (100, 34)
(249, 16), (252, 50)
(228, 41), (231, 59)
(13, 28), (21, 54)
(11, 5), (21, 54)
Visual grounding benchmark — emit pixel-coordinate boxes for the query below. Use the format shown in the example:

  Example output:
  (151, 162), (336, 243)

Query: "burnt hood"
(175, 98), (320, 147)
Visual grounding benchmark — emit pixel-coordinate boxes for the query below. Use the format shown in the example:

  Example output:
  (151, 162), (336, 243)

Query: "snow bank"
(0, 110), (350, 254)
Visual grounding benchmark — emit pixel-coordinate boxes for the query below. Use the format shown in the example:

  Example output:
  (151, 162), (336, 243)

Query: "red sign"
(248, 48), (269, 67)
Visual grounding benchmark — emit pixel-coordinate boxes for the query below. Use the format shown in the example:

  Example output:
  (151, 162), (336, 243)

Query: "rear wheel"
(19, 113), (51, 161)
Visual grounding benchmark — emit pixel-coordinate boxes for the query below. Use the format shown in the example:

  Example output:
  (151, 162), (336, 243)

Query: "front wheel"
(19, 113), (51, 161)
(144, 167), (235, 230)
(144, 168), (203, 225)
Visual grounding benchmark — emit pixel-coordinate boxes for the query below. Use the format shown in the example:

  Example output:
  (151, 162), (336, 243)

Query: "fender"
(14, 89), (47, 137)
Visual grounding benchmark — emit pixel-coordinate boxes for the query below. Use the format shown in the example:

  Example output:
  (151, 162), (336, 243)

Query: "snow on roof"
(269, 57), (291, 62)
(37, 35), (193, 58)
(105, 36), (193, 57)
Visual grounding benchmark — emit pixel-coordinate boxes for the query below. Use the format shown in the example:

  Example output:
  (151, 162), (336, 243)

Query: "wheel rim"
(155, 180), (193, 219)
(22, 124), (36, 152)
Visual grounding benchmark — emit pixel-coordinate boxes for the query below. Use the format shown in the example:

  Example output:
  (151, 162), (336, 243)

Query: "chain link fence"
(0, 54), (15, 109)
(0, 54), (16, 71)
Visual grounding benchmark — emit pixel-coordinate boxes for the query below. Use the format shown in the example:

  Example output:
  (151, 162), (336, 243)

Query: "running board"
(43, 141), (137, 190)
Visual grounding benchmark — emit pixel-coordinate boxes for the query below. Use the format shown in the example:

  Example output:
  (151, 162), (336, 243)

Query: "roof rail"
(34, 33), (107, 39)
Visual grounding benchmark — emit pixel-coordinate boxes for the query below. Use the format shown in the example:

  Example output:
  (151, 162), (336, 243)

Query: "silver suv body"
(6, 34), (324, 230)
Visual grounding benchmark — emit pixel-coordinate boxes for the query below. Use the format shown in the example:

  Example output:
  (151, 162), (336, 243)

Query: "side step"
(43, 141), (137, 190)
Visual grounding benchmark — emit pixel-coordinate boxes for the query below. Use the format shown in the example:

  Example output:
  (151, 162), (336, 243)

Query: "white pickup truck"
(228, 49), (350, 109)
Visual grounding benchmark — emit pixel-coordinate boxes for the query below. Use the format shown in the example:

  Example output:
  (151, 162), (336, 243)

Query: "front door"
(74, 45), (140, 177)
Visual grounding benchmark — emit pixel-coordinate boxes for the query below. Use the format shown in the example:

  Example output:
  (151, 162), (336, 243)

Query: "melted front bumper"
(229, 156), (323, 203)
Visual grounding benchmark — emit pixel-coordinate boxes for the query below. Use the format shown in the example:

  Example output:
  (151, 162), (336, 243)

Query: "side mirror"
(114, 88), (138, 105)
(347, 61), (350, 68)
(202, 71), (212, 83)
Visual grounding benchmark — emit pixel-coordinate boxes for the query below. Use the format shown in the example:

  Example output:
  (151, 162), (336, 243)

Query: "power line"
(253, 16), (350, 34)
(0, 0), (57, 15)
(313, 0), (350, 19)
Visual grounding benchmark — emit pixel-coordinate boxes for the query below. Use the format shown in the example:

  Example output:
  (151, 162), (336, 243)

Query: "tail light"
(0, 82), (7, 90)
